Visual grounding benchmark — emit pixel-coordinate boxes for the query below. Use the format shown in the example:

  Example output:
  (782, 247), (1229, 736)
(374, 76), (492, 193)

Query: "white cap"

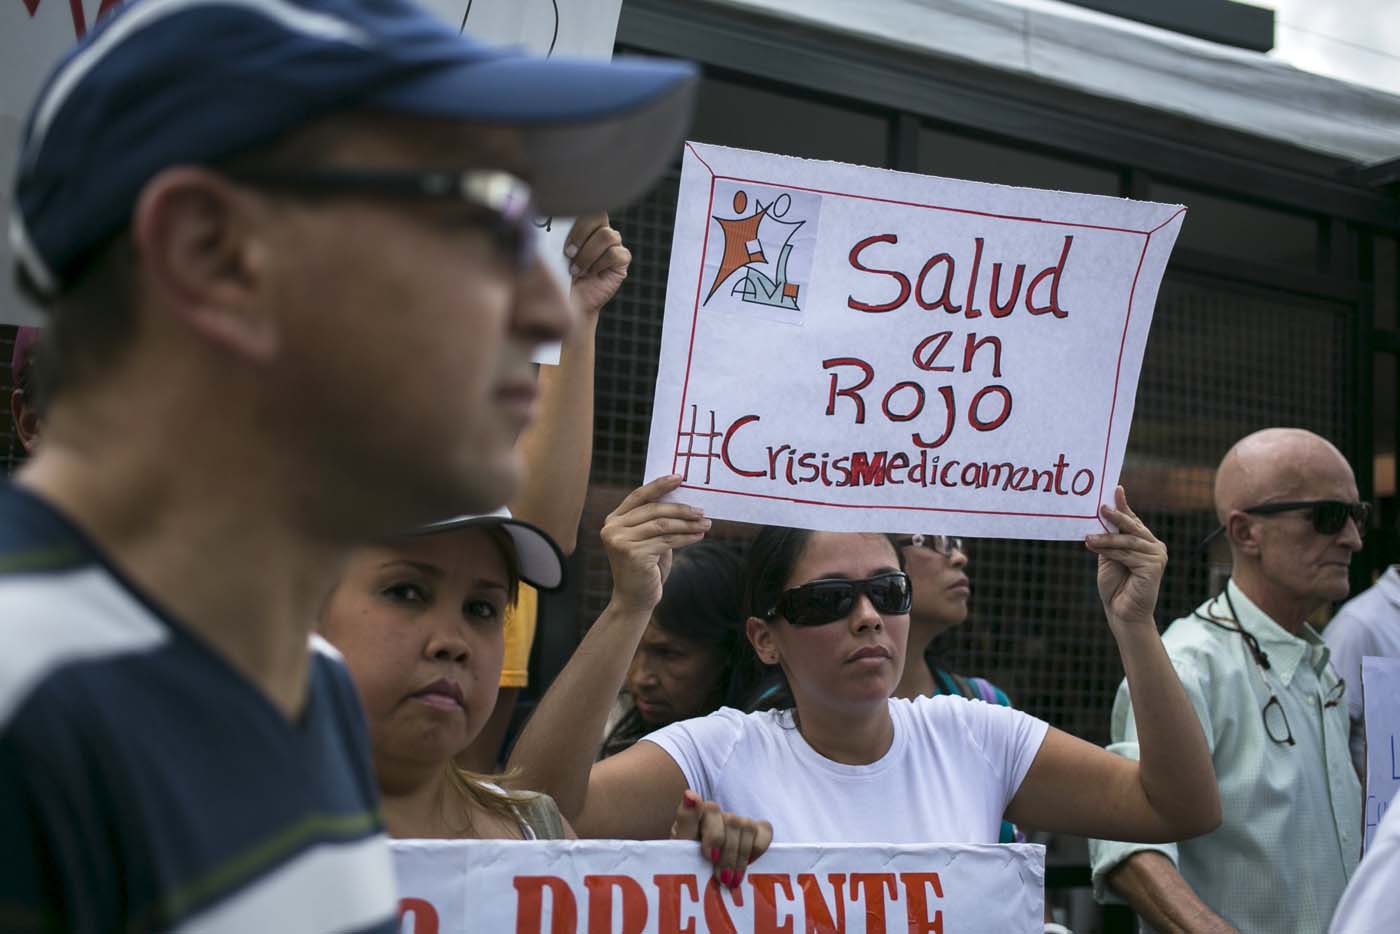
(415, 507), (565, 591)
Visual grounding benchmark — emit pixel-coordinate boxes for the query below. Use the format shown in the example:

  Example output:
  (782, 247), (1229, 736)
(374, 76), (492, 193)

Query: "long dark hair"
(735, 527), (906, 711)
(601, 541), (746, 756)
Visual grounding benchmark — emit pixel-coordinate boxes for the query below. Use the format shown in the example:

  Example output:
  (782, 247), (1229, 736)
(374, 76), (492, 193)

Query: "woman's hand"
(1084, 486), (1167, 628)
(669, 790), (773, 890)
(600, 475), (709, 616)
(566, 213), (630, 318)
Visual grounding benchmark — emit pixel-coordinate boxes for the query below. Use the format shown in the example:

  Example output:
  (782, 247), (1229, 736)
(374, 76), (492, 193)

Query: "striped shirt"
(0, 484), (398, 933)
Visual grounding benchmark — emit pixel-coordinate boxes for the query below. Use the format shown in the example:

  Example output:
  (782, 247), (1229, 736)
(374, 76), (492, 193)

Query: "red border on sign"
(670, 143), (1187, 524)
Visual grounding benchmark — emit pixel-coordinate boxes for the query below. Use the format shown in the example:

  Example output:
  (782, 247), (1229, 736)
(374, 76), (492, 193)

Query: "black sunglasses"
(1199, 499), (1370, 552)
(765, 572), (913, 627)
(224, 168), (537, 269)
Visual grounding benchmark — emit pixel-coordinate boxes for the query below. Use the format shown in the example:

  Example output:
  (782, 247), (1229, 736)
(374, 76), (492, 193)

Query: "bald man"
(1089, 429), (1364, 934)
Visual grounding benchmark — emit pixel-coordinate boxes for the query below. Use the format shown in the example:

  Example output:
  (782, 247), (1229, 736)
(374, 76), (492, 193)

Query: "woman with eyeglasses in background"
(893, 532), (1033, 850)
(509, 476), (1221, 869)
(893, 533), (1012, 705)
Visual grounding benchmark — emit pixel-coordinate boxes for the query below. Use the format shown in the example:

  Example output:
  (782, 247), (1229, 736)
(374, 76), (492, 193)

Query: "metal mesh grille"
(1, 163), (1356, 752)
(581, 173), (1357, 743)
(942, 277), (1353, 740)
(4, 194), (1356, 748)
(578, 166), (686, 631)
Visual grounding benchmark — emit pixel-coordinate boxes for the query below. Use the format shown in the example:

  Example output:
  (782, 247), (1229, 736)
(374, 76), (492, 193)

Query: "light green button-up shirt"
(1088, 580), (1361, 934)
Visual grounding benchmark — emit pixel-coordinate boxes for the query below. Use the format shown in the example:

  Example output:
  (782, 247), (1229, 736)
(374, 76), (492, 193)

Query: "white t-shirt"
(1330, 801), (1400, 933)
(645, 695), (1049, 844)
(1323, 566), (1400, 722)
(1322, 566), (1400, 772)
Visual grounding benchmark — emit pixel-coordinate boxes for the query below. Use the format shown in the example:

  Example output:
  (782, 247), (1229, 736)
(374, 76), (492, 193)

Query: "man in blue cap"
(0, 0), (695, 929)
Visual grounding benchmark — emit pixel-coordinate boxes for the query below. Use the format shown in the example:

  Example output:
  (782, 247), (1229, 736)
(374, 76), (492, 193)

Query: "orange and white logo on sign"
(702, 184), (821, 324)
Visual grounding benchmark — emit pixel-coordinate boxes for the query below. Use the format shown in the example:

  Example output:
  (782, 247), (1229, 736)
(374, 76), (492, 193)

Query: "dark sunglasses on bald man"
(1199, 499), (1370, 552)
(764, 572), (913, 627)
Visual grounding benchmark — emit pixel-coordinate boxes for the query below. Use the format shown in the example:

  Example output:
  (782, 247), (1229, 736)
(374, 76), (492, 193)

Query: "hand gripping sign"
(643, 142), (1186, 539)
(414, 0), (626, 365)
(392, 838), (1045, 933)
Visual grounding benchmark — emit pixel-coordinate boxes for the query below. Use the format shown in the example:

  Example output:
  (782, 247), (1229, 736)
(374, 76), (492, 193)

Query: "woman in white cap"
(320, 511), (570, 839)
(319, 511), (766, 861)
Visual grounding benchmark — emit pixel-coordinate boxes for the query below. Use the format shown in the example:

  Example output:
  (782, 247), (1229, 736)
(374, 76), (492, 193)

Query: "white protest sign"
(417, 0), (626, 366)
(643, 142), (1184, 539)
(441, 0), (625, 58)
(1363, 655), (1400, 852)
(2, 0), (117, 326)
(392, 838), (1044, 933)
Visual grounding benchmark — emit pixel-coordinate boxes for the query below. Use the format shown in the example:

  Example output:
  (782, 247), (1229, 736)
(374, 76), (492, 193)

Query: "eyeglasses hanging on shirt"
(1192, 588), (1345, 748)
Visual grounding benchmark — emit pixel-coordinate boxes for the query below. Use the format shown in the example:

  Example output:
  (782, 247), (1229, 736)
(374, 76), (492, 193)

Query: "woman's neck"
(793, 696), (896, 765)
(379, 764), (458, 839)
(378, 762), (525, 840)
(893, 618), (941, 700)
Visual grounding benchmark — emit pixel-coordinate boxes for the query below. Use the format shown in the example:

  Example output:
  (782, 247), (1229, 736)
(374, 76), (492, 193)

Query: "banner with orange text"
(392, 838), (1044, 933)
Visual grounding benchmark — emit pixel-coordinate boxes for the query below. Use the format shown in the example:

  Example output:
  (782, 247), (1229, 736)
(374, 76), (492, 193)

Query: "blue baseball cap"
(10, 0), (697, 296)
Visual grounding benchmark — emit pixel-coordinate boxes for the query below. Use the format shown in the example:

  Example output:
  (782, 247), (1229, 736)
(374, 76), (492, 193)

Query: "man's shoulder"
(0, 490), (170, 733)
(1160, 608), (1237, 662)
(2, 626), (396, 932)
(0, 483), (91, 574)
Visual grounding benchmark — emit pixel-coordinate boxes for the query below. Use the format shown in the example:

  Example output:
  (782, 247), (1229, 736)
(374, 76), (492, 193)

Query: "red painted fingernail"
(723, 869), (735, 886)
(710, 848), (720, 863)
(732, 870), (744, 889)
(683, 793), (698, 809)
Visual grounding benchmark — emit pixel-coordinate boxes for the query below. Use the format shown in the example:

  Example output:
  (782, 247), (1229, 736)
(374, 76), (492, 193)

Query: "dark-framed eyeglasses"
(1246, 500), (1370, 535)
(1260, 680), (1344, 744)
(765, 572), (913, 627)
(902, 534), (963, 557)
(1198, 499), (1370, 552)
(224, 168), (537, 269)
(1261, 694), (1295, 747)
(1260, 677), (1346, 747)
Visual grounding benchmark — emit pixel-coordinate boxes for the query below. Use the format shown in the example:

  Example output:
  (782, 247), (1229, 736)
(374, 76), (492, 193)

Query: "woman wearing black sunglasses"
(510, 476), (1220, 881)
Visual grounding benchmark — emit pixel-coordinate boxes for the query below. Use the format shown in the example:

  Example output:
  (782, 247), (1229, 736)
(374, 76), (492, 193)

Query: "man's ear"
(130, 167), (278, 362)
(1226, 511), (1261, 557)
(746, 616), (779, 666)
(11, 388), (42, 453)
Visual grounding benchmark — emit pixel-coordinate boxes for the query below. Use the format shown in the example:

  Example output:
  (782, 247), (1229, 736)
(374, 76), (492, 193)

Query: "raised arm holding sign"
(511, 481), (1220, 868)
(512, 146), (1216, 855)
